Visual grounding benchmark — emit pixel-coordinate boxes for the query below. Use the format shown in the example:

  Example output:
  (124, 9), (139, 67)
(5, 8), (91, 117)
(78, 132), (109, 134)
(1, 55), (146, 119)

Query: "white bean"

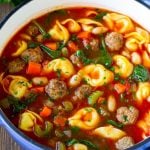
(147, 96), (150, 103)
(131, 52), (141, 65)
(92, 27), (108, 35)
(32, 77), (48, 86)
(107, 95), (116, 112)
(68, 74), (81, 87)
(73, 143), (88, 150)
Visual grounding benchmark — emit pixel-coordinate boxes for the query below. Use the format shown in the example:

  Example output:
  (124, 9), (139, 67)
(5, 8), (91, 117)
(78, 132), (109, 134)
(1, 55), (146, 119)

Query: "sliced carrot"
(114, 83), (126, 94)
(45, 42), (57, 50)
(67, 41), (78, 52)
(77, 31), (91, 39)
(26, 62), (42, 75)
(54, 116), (67, 127)
(40, 106), (52, 118)
(31, 87), (44, 93)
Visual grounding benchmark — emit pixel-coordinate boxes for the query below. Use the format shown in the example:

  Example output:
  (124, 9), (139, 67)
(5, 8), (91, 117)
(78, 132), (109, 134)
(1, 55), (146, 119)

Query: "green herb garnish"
(123, 115), (128, 122)
(76, 50), (93, 65)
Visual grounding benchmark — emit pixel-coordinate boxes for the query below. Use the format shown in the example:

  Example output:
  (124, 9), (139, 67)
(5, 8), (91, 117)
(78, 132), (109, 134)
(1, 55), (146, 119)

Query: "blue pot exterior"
(136, 0), (150, 8)
(0, 0), (150, 150)
(0, 109), (50, 150)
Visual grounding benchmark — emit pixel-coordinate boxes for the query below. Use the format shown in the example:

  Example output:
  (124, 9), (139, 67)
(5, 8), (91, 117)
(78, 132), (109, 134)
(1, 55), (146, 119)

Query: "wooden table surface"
(0, 4), (22, 150)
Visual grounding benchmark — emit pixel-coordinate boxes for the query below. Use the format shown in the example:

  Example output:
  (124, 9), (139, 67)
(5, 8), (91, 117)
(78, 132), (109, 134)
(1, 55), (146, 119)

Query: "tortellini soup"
(0, 7), (150, 150)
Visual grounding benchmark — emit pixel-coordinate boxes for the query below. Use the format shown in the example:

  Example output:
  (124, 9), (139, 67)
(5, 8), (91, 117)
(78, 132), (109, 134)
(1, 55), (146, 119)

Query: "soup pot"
(0, 0), (150, 149)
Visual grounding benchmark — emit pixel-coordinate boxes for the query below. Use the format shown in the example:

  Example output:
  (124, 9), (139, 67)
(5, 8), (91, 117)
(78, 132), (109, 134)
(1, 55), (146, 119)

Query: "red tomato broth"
(0, 7), (150, 150)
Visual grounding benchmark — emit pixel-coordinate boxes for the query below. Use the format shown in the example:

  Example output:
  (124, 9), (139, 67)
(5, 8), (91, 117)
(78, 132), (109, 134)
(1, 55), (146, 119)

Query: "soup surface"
(0, 7), (150, 150)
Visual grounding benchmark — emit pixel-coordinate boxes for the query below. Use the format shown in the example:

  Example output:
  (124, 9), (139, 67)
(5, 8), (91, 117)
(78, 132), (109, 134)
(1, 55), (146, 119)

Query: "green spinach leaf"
(33, 20), (50, 39)
(131, 65), (149, 82)
(8, 93), (38, 113)
(94, 12), (107, 21)
(95, 35), (112, 68)
(40, 44), (62, 59)
(107, 119), (124, 129)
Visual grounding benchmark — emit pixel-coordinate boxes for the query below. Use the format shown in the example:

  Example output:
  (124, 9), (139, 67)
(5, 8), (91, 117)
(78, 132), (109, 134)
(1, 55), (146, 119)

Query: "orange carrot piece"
(45, 42), (57, 50)
(97, 97), (105, 104)
(68, 41), (78, 52)
(54, 116), (67, 127)
(114, 83), (126, 94)
(26, 62), (42, 75)
(31, 87), (44, 93)
(40, 106), (52, 118)
(77, 31), (91, 39)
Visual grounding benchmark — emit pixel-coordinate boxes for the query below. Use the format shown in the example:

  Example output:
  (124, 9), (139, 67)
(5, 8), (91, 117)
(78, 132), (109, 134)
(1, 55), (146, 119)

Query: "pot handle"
(136, 0), (150, 8)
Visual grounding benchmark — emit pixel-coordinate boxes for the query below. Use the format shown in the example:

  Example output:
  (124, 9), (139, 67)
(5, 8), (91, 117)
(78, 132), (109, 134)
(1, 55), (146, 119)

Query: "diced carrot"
(77, 31), (91, 39)
(83, 112), (92, 121)
(45, 42), (57, 50)
(40, 106), (52, 118)
(114, 83), (126, 94)
(54, 116), (67, 127)
(97, 97), (105, 104)
(26, 62), (42, 75)
(31, 87), (44, 93)
(67, 41), (78, 52)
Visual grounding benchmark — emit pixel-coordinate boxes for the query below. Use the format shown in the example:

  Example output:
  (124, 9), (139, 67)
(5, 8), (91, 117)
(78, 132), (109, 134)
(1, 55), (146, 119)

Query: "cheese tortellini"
(68, 107), (100, 130)
(85, 10), (98, 17)
(12, 40), (27, 57)
(113, 55), (133, 78)
(77, 18), (108, 34)
(19, 110), (43, 132)
(93, 125), (126, 140)
(43, 58), (75, 78)
(103, 13), (134, 33)
(136, 82), (150, 104)
(1, 75), (32, 99)
(49, 20), (70, 43)
(69, 64), (114, 87)
(124, 27), (150, 51)
(61, 19), (81, 33)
